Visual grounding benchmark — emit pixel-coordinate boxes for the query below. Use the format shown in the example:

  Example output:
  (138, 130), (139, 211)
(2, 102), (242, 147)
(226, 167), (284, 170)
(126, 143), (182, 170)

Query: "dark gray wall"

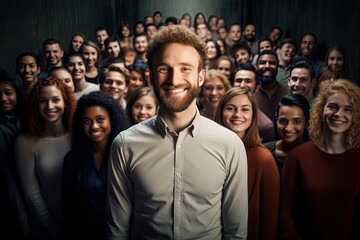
(1, 0), (359, 85)
(0, 0), (136, 76)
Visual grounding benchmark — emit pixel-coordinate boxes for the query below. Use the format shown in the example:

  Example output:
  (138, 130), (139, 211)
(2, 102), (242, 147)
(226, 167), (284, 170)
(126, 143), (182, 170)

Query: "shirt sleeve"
(105, 133), (133, 240)
(221, 137), (248, 239)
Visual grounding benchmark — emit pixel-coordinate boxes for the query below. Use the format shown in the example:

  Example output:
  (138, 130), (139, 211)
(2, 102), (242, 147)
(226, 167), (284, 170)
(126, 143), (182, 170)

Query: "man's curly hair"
(146, 25), (208, 72)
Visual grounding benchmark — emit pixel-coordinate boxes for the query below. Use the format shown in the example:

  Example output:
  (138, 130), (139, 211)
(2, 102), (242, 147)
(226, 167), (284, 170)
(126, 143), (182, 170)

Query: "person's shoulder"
(113, 117), (157, 143)
(87, 83), (100, 90)
(249, 145), (273, 159)
(199, 116), (243, 143)
(287, 141), (316, 158)
(200, 116), (236, 134)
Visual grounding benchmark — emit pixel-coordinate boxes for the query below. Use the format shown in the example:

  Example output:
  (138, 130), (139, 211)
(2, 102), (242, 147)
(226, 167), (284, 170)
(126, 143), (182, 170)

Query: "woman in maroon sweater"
(216, 88), (280, 240)
(280, 79), (360, 239)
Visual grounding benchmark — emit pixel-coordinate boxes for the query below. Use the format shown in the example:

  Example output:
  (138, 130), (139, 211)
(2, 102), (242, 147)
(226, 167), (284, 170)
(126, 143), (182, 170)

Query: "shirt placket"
(172, 130), (185, 240)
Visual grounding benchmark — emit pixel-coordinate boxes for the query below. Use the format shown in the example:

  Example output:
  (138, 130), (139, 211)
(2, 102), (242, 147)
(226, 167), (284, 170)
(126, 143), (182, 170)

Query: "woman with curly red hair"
(14, 77), (76, 239)
(280, 79), (360, 239)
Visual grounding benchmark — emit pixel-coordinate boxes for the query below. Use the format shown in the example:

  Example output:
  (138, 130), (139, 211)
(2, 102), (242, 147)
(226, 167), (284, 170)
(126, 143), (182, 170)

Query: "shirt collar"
(155, 108), (200, 138)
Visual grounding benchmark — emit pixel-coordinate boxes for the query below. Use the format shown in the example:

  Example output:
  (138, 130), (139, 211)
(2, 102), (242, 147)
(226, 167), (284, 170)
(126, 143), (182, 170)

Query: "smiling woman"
(215, 87), (280, 240)
(280, 80), (360, 239)
(263, 94), (310, 178)
(62, 91), (129, 239)
(14, 77), (76, 239)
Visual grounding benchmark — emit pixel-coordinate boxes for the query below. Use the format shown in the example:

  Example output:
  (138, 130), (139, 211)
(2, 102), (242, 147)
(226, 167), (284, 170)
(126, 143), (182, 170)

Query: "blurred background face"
(107, 41), (121, 58)
(71, 35), (85, 52)
(259, 41), (273, 52)
(0, 82), (17, 115)
(327, 50), (344, 72)
(279, 43), (296, 62)
(66, 56), (86, 81)
(244, 24), (256, 41)
(269, 28), (281, 42)
(96, 30), (109, 45)
(101, 71), (127, 102)
(129, 70), (145, 93)
(230, 25), (241, 42)
(121, 26), (131, 37)
(218, 27), (228, 40)
(16, 55), (40, 83)
(50, 69), (75, 92)
(82, 45), (98, 67)
(131, 94), (157, 124)
(44, 43), (64, 67)
(301, 34), (316, 57)
(202, 77), (226, 108)
(217, 60), (232, 78)
(206, 41), (217, 59)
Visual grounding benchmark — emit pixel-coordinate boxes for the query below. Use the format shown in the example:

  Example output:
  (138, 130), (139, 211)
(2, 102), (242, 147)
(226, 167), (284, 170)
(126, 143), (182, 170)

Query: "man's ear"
(311, 77), (316, 87)
(198, 69), (205, 87)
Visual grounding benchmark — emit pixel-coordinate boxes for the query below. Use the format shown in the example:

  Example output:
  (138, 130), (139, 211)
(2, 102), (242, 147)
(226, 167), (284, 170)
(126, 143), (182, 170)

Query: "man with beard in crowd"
(105, 25), (248, 239)
(133, 32), (149, 70)
(242, 24), (258, 56)
(253, 50), (289, 120)
(295, 33), (324, 75)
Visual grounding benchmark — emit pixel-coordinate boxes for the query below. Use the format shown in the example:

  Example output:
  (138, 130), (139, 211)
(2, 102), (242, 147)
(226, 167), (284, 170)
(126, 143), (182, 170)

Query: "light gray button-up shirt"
(106, 111), (248, 239)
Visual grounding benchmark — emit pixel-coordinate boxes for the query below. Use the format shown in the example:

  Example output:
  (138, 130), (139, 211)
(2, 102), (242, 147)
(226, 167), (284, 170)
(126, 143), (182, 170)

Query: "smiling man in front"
(105, 25), (248, 239)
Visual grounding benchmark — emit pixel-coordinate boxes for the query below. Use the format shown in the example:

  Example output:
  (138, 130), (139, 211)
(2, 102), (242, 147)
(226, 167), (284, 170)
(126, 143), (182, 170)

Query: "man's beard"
(259, 67), (277, 86)
(154, 81), (200, 112)
(244, 35), (255, 42)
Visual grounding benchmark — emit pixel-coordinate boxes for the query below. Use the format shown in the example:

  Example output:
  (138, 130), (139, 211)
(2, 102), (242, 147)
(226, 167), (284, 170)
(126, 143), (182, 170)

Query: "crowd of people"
(1, 10), (359, 240)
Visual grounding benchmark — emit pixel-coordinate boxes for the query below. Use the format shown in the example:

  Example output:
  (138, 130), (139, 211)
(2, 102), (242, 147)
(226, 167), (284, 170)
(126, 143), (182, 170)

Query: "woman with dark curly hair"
(62, 91), (129, 239)
(14, 77), (76, 239)
(280, 79), (360, 239)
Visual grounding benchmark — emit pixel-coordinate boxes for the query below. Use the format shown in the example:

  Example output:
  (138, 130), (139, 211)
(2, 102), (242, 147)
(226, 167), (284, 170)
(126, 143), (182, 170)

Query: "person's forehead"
(45, 43), (61, 50)
(106, 71), (126, 80)
(236, 70), (255, 79)
(135, 36), (147, 42)
(302, 35), (315, 42)
(19, 55), (37, 63)
(260, 41), (271, 46)
(282, 43), (295, 49)
(231, 25), (241, 30)
(259, 54), (276, 61)
(291, 67), (311, 77)
(154, 43), (200, 62)
(97, 30), (108, 35)
(245, 24), (255, 31)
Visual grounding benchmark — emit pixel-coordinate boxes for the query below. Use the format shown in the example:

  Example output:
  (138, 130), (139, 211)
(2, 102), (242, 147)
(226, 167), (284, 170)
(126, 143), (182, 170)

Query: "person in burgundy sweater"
(216, 87), (280, 240)
(280, 79), (360, 239)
